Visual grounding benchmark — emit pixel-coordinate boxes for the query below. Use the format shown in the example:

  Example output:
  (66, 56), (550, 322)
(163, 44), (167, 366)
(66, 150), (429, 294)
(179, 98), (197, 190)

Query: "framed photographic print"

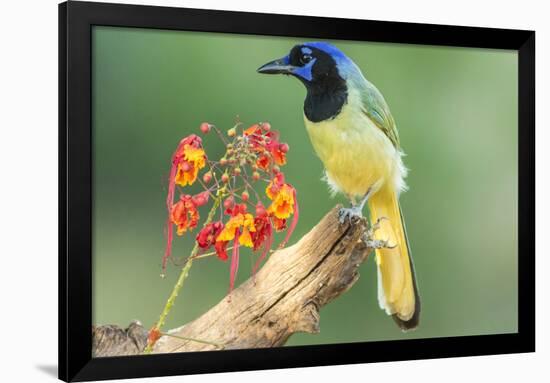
(59, 1), (535, 381)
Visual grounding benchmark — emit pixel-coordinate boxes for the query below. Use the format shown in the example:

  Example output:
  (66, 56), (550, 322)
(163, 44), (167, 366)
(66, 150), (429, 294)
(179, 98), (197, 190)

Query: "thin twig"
(144, 197), (221, 354)
(161, 332), (225, 349)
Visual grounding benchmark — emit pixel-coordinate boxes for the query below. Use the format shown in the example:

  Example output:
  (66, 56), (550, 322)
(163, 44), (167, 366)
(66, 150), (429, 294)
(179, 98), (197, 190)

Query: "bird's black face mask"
(258, 45), (348, 122)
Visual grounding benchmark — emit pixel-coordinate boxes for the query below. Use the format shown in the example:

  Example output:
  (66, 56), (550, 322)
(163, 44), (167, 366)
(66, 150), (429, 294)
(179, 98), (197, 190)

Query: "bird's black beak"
(257, 56), (295, 75)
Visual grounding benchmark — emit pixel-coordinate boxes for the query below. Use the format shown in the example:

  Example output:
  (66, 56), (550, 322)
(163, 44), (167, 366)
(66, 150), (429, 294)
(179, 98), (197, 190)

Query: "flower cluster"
(163, 122), (299, 293)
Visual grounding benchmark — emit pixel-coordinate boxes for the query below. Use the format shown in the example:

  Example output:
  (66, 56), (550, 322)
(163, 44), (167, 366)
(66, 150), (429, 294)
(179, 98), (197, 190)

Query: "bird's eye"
(300, 54), (313, 64)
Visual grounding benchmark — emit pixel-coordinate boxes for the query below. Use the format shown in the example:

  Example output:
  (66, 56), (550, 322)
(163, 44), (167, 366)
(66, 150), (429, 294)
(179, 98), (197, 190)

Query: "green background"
(92, 27), (518, 346)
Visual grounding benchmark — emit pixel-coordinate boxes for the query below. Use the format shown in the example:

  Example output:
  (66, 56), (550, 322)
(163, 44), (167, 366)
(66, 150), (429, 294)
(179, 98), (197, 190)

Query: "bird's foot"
(363, 236), (396, 249)
(362, 217), (396, 249)
(338, 206), (363, 224)
(365, 217), (387, 237)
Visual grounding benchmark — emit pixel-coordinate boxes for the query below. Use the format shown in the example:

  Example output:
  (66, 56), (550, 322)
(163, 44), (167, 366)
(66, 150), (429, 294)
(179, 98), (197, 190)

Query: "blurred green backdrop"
(92, 26), (518, 346)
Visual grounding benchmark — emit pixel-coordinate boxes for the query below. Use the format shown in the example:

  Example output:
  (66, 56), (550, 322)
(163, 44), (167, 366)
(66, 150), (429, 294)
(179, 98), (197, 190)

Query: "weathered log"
(92, 205), (372, 357)
(92, 321), (148, 357)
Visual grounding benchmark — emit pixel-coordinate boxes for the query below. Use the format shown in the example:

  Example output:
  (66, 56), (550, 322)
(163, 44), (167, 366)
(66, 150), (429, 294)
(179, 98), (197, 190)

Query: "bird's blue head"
(257, 42), (353, 84)
(258, 42), (356, 122)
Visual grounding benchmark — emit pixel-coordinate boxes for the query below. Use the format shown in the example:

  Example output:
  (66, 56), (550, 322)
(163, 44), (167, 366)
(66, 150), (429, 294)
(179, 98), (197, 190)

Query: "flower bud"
(227, 127), (236, 137)
(279, 143), (289, 153)
(252, 171), (260, 181)
(272, 165), (280, 174)
(224, 196), (234, 209)
(192, 191), (209, 207)
(221, 173), (229, 183)
(200, 122), (211, 134)
(234, 167), (241, 176)
(202, 172), (212, 184)
(261, 122), (271, 131)
(220, 158), (228, 166)
(256, 203), (266, 216)
(241, 191), (249, 202)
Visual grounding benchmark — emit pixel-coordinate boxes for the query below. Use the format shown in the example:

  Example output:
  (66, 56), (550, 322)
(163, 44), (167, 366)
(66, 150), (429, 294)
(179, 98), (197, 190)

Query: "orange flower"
(215, 202), (257, 294)
(271, 147), (286, 166)
(266, 178), (295, 219)
(244, 124), (287, 169)
(267, 184), (295, 219)
(256, 154), (270, 171)
(163, 134), (205, 272)
(244, 124), (262, 137)
(216, 213), (256, 247)
(265, 173), (299, 248)
(265, 172), (285, 196)
(272, 216), (287, 232)
(267, 141), (287, 166)
(175, 145), (206, 186)
(171, 194), (200, 235)
(265, 131), (287, 166)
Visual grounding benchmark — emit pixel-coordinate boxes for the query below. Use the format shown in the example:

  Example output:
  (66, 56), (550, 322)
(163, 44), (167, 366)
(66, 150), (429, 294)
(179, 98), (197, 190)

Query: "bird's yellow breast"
(303, 98), (404, 198)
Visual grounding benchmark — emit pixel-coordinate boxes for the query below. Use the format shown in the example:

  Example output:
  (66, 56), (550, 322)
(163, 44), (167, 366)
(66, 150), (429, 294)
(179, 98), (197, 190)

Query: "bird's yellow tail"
(368, 188), (420, 330)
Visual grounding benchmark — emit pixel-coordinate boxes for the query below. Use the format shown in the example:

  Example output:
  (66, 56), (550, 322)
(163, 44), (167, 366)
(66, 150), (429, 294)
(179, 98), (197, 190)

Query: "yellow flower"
(216, 213), (256, 247)
(175, 145), (206, 186)
(267, 184), (295, 219)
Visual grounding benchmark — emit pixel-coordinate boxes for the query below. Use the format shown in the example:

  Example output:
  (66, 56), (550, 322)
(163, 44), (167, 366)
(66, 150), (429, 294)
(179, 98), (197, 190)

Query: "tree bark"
(92, 205), (372, 357)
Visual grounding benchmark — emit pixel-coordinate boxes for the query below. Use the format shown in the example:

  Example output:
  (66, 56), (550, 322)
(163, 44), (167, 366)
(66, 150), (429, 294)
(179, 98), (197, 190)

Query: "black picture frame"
(59, 1), (535, 381)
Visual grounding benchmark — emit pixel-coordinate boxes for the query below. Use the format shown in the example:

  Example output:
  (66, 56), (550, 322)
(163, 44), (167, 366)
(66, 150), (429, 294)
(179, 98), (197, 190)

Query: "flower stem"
(144, 196), (221, 354)
(193, 246), (274, 260)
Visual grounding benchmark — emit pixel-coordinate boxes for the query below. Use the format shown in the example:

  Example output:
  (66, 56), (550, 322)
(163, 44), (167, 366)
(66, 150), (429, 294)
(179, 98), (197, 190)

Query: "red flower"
(244, 124), (288, 169)
(264, 131), (287, 166)
(265, 134), (287, 166)
(256, 154), (270, 171)
(243, 124), (264, 146)
(171, 194), (200, 235)
(215, 240), (229, 261)
(162, 125), (299, 289)
(224, 202), (247, 216)
(272, 216), (287, 231)
(196, 221), (226, 260)
(196, 221), (223, 248)
(174, 142), (206, 187)
(251, 205), (272, 251)
(251, 203), (274, 276)
(163, 135), (207, 272)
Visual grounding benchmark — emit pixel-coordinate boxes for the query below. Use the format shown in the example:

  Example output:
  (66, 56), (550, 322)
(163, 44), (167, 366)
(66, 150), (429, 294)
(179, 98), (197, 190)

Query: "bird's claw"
(362, 217), (395, 249)
(363, 237), (396, 249)
(365, 216), (388, 237)
(338, 206), (363, 224)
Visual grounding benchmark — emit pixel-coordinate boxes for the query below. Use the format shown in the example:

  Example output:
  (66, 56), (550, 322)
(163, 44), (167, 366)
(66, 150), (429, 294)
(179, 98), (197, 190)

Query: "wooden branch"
(92, 205), (372, 357)
(92, 321), (148, 357)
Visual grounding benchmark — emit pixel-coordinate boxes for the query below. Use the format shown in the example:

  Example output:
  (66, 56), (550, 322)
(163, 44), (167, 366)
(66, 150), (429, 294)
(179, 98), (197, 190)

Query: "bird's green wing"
(358, 79), (400, 149)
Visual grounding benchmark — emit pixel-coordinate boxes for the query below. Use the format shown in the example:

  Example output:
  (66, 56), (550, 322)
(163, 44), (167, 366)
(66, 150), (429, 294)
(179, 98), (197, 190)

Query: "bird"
(257, 42), (420, 330)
